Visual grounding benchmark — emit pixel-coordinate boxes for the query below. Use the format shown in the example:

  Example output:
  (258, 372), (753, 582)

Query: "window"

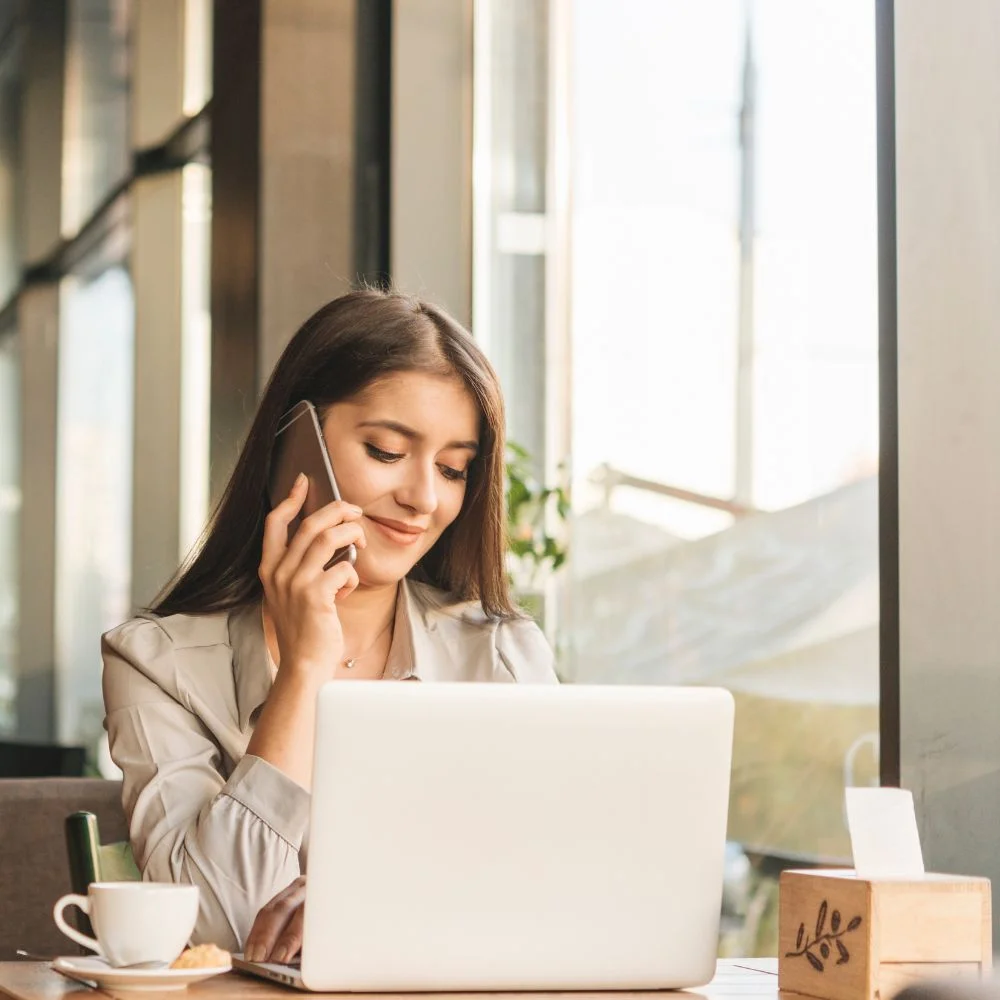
(475, 0), (879, 955)
(0, 0), (211, 747)
(55, 237), (133, 747)
(62, 0), (130, 237)
(473, 0), (549, 470)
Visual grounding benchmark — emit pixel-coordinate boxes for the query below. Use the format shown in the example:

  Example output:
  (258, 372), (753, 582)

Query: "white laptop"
(234, 682), (734, 992)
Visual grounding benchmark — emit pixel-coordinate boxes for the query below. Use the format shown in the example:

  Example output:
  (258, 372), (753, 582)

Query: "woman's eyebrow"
(358, 419), (479, 453)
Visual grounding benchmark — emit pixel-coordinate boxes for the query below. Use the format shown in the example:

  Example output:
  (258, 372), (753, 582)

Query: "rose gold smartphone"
(269, 400), (358, 568)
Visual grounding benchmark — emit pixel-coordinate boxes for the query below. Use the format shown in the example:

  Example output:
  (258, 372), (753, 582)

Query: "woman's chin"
(351, 551), (417, 590)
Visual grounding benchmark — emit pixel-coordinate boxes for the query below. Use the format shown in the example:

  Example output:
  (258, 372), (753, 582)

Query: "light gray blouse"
(102, 578), (557, 951)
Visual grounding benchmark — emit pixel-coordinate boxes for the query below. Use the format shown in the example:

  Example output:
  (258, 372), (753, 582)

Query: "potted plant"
(505, 441), (570, 626)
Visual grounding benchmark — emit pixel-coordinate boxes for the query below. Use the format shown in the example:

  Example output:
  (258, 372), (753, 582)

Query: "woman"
(102, 290), (557, 963)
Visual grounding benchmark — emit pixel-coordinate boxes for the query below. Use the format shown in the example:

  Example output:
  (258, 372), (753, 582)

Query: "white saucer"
(52, 957), (232, 992)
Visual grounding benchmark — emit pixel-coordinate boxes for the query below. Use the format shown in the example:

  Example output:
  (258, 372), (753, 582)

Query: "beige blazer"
(102, 578), (557, 952)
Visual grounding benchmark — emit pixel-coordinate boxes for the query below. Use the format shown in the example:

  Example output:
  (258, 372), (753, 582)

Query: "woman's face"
(322, 371), (480, 589)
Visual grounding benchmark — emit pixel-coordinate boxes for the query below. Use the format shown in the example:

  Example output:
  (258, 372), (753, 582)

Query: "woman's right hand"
(258, 474), (367, 678)
(244, 876), (307, 964)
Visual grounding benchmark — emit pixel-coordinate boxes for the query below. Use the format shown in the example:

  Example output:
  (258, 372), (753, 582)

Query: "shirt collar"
(229, 602), (272, 732)
(399, 579), (497, 683)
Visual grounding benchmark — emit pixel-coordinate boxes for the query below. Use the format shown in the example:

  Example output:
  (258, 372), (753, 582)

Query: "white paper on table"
(845, 787), (925, 879)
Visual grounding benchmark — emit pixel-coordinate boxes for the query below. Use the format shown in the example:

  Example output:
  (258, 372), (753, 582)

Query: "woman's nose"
(396, 462), (438, 515)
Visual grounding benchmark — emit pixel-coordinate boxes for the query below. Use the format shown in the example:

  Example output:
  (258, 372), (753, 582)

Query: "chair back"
(0, 778), (127, 959)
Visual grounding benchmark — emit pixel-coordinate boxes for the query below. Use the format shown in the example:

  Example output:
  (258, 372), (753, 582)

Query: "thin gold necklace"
(343, 616), (395, 671)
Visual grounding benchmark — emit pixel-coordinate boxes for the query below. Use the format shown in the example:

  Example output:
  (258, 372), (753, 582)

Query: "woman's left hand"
(244, 877), (306, 963)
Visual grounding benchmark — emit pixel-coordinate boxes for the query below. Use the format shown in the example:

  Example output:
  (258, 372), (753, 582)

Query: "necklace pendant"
(344, 658), (356, 670)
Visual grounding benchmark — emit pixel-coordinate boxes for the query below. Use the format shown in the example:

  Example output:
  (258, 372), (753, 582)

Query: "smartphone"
(269, 400), (358, 568)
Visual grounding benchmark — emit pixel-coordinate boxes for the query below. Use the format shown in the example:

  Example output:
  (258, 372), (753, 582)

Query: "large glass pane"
(63, 0), (130, 237)
(475, 0), (878, 958)
(565, 0), (878, 955)
(473, 0), (549, 472)
(55, 247), (133, 748)
(0, 328), (19, 734)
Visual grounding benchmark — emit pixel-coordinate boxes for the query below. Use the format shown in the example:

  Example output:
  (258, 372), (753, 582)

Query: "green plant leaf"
(507, 478), (530, 511)
(504, 441), (570, 581)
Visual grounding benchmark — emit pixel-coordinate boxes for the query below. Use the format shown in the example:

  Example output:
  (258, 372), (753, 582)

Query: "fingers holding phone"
(269, 400), (358, 568)
(259, 475), (365, 674)
(247, 477), (365, 791)
(282, 493), (367, 576)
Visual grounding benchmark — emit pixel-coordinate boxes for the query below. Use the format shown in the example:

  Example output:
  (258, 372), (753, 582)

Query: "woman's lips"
(366, 515), (426, 546)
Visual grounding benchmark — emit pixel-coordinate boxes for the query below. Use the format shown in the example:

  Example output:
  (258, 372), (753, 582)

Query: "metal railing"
(590, 463), (760, 518)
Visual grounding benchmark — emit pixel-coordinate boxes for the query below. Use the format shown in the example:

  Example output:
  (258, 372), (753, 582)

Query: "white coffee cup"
(53, 883), (199, 967)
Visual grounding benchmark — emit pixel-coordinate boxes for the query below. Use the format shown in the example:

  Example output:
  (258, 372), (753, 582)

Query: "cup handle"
(53, 894), (103, 956)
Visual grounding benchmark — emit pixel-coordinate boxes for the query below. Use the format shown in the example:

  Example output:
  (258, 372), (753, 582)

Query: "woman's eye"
(365, 443), (403, 463)
(439, 465), (468, 483)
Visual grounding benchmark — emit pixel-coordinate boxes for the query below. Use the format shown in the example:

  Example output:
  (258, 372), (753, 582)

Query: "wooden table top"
(0, 959), (779, 1000)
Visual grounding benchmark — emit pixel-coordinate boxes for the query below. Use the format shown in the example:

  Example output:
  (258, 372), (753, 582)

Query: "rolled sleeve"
(103, 624), (309, 952)
(221, 754), (310, 850)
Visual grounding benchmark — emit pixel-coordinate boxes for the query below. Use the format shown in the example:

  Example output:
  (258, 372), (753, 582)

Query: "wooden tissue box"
(779, 869), (992, 1000)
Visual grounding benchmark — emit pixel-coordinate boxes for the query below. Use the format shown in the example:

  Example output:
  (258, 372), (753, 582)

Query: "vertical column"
(131, 171), (184, 607)
(22, 3), (66, 268)
(876, 0), (899, 788)
(353, 0), (391, 285)
(211, 0), (364, 494)
(16, 286), (59, 739)
(210, 0), (261, 500)
(131, 0), (211, 607)
(894, 0), (1000, 944)
(391, 0), (474, 327)
(258, 0), (357, 384)
(541, 0), (572, 643)
(16, 2), (68, 740)
(132, 0), (186, 149)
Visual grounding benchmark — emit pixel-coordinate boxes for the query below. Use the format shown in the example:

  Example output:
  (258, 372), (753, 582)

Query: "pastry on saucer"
(170, 944), (231, 970)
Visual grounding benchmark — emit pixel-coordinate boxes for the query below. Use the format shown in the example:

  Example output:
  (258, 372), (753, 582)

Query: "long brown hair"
(152, 290), (516, 619)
